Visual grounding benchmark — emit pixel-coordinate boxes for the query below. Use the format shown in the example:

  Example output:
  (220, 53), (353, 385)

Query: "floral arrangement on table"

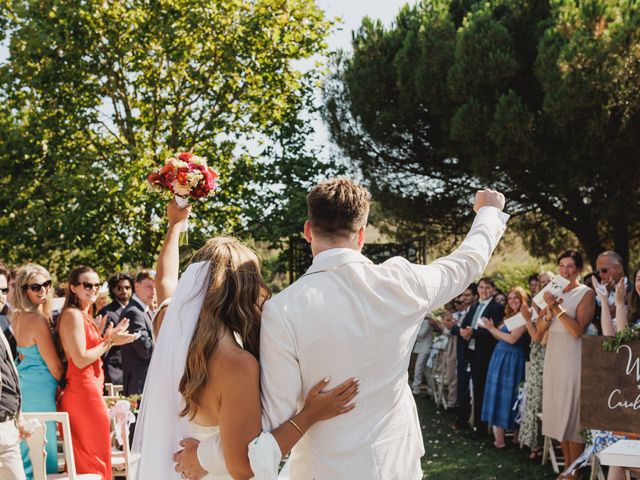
(147, 151), (219, 244)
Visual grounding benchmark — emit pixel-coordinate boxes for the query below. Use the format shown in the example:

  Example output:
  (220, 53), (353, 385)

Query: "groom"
(176, 178), (507, 479)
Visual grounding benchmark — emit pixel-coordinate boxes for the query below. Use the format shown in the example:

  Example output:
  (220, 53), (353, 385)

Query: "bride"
(133, 233), (358, 479)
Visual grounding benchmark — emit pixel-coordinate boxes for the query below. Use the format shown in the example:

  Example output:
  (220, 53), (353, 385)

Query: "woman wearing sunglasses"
(12, 264), (63, 479)
(57, 266), (137, 479)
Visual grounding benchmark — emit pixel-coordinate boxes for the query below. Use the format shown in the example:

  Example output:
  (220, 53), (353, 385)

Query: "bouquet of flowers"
(147, 151), (219, 244)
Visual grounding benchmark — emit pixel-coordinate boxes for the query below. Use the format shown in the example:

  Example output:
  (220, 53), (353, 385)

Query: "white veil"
(132, 260), (211, 479)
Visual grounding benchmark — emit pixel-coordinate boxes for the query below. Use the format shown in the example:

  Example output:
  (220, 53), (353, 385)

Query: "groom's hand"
(474, 189), (505, 213)
(174, 438), (207, 480)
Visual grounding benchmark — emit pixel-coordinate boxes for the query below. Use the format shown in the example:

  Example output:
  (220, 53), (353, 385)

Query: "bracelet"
(556, 308), (566, 319)
(288, 419), (304, 437)
(104, 337), (114, 349)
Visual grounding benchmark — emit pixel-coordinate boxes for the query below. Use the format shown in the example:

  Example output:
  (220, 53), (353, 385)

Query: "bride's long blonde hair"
(179, 237), (271, 419)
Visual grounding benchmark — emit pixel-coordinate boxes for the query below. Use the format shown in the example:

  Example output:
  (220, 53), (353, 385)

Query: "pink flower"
(178, 152), (193, 161)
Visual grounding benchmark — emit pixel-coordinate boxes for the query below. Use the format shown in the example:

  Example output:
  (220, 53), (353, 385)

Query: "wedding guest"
(494, 290), (507, 306)
(0, 263), (17, 358)
(120, 270), (156, 395)
(455, 277), (504, 437)
(594, 251), (630, 335)
(58, 266), (136, 479)
(441, 295), (468, 409)
(480, 287), (528, 449)
(412, 315), (435, 396)
(597, 264), (640, 334)
(152, 198), (190, 339)
(98, 272), (133, 385)
(12, 264), (63, 479)
(519, 300), (551, 460)
(528, 273), (540, 297)
(539, 271), (553, 289)
(538, 250), (595, 478)
(446, 283), (479, 429)
(0, 326), (27, 479)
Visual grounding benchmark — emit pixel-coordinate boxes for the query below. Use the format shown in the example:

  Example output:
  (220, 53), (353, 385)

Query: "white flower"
(174, 160), (189, 169)
(186, 170), (204, 187)
(172, 181), (191, 197)
(190, 155), (207, 166)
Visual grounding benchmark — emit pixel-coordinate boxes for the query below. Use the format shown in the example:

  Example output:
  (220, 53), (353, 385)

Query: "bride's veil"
(132, 260), (210, 479)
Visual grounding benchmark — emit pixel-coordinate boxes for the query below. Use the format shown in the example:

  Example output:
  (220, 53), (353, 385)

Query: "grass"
(416, 396), (557, 480)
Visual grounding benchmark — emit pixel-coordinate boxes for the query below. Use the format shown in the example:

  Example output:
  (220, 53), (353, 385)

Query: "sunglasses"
(0, 288), (8, 295)
(598, 268), (609, 274)
(24, 280), (52, 293)
(75, 281), (101, 291)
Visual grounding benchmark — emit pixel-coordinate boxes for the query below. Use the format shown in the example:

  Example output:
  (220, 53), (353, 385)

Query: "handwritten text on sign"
(581, 337), (640, 433)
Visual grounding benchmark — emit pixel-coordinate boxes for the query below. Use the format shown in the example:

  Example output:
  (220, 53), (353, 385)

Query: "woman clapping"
(57, 266), (137, 479)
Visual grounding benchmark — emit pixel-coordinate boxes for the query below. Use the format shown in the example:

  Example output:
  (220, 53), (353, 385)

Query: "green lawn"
(416, 396), (558, 480)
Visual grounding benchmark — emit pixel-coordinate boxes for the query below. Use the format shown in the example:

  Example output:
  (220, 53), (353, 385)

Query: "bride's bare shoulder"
(208, 340), (259, 384)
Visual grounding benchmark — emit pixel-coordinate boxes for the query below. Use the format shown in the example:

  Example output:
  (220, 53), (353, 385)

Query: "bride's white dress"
(188, 424), (231, 480)
(132, 261), (282, 480)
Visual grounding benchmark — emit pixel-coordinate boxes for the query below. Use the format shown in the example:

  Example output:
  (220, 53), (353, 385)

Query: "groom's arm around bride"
(259, 180), (508, 480)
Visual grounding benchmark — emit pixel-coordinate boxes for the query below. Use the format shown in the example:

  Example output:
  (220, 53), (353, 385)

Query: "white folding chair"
(23, 412), (101, 480)
(106, 399), (140, 479)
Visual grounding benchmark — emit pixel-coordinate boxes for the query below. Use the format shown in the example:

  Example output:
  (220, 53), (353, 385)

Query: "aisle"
(415, 396), (556, 479)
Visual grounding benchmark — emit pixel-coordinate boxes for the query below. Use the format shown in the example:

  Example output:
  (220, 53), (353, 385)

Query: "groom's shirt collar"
(313, 247), (357, 262)
(304, 248), (372, 277)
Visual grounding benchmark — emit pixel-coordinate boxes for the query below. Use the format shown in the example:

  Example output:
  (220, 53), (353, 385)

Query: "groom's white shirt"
(257, 206), (508, 479)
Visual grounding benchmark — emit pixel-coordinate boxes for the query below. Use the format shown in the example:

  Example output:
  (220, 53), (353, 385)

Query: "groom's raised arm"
(259, 300), (302, 432)
(403, 204), (509, 311)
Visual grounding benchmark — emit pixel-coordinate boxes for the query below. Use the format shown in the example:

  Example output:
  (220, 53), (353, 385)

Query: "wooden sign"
(581, 336), (640, 432)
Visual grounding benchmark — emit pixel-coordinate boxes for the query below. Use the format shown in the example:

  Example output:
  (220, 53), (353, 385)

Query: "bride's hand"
(301, 377), (359, 423)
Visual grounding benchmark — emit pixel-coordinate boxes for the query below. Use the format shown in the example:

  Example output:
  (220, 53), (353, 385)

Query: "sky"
(317, 0), (411, 52)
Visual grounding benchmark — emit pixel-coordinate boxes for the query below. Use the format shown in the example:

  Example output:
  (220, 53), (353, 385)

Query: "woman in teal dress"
(12, 264), (64, 478)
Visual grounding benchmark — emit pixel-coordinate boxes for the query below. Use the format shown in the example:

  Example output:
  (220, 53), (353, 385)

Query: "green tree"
(0, 0), (331, 276)
(324, 0), (640, 269)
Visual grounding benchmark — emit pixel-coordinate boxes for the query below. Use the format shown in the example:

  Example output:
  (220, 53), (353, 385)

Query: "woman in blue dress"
(480, 286), (528, 449)
(12, 264), (64, 478)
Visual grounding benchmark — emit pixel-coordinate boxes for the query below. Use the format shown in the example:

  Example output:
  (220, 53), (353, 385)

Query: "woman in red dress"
(58, 266), (136, 479)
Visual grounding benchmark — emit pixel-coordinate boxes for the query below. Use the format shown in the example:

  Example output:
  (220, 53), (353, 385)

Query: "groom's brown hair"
(307, 178), (371, 238)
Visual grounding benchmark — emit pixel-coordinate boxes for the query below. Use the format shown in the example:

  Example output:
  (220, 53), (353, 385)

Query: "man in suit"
(445, 283), (478, 426)
(98, 272), (133, 386)
(453, 276), (504, 436)
(120, 270), (156, 396)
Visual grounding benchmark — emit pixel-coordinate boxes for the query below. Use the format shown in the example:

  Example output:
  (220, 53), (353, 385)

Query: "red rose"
(178, 152), (193, 161)
(177, 171), (189, 185)
(203, 170), (217, 190)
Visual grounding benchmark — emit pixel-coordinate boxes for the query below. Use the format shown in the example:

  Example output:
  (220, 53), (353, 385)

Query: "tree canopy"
(0, 0), (334, 276)
(324, 0), (640, 269)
